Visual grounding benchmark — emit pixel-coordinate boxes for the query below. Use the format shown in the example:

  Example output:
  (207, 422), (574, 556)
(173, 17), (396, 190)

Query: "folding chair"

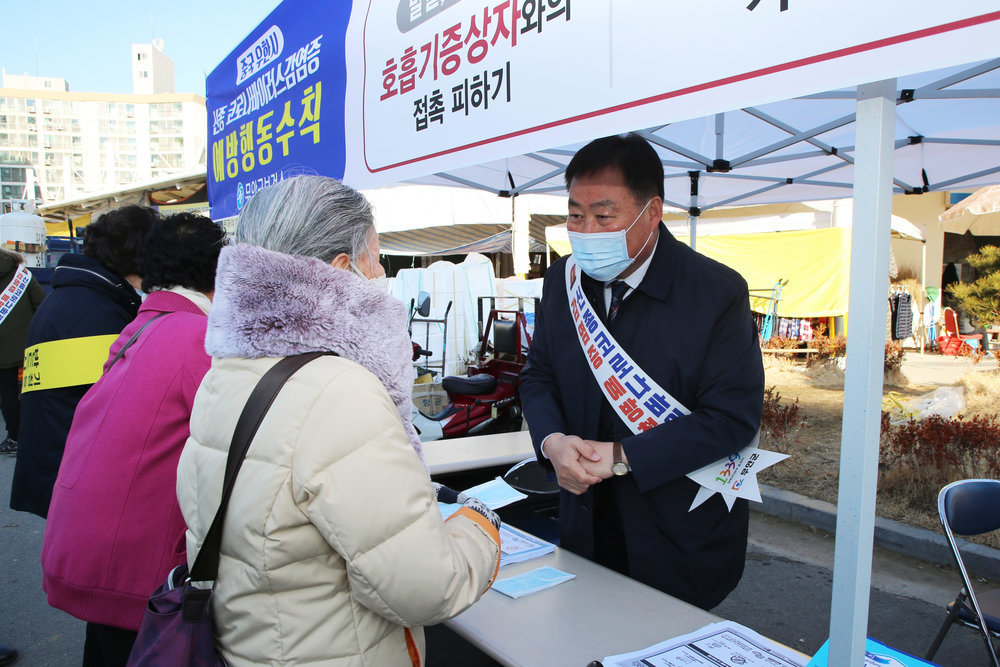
(937, 307), (983, 356)
(925, 479), (1000, 665)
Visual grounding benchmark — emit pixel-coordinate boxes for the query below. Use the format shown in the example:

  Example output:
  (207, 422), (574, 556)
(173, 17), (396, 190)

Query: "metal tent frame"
(405, 58), (1000, 208)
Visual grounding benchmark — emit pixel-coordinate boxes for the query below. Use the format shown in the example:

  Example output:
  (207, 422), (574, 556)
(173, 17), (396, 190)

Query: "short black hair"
(83, 205), (159, 278)
(139, 213), (227, 293)
(564, 133), (664, 202)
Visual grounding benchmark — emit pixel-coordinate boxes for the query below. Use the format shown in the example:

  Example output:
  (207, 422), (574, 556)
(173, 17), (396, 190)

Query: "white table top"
(445, 545), (722, 666)
(423, 430), (536, 475)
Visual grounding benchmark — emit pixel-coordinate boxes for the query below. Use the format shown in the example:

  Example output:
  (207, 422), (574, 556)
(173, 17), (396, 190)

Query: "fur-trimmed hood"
(207, 244), (421, 457)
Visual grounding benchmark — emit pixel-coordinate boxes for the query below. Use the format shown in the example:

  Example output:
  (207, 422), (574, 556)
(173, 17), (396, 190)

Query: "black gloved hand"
(432, 482), (469, 505)
(461, 497), (501, 532)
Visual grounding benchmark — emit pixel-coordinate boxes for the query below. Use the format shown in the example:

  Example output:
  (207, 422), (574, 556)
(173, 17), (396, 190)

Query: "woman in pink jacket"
(41, 213), (226, 667)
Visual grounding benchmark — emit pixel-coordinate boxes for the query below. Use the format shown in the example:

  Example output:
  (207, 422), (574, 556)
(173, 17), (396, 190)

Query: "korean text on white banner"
(343, 2), (1000, 190)
(206, 3), (352, 220)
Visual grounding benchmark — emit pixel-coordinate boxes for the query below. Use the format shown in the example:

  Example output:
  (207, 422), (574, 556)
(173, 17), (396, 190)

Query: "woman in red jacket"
(40, 213), (226, 667)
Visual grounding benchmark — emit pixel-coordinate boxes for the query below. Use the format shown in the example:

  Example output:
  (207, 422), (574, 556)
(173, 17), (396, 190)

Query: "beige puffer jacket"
(177, 355), (500, 666)
(176, 243), (500, 666)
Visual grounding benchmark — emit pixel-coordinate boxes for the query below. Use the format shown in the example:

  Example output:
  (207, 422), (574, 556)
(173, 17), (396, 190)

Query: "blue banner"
(206, 0), (351, 220)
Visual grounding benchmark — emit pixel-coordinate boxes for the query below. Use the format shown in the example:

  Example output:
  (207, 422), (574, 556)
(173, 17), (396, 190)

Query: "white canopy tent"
(339, 5), (1000, 663)
(212, 2), (1000, 662)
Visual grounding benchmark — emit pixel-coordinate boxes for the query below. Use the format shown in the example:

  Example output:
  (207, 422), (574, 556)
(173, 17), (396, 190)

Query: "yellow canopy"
(674, 228), (849, 318)
(546, 226), (850, 318)
(45, 213), (91, 237)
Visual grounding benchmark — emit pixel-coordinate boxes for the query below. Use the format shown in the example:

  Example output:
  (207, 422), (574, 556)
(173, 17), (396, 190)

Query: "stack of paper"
(437, 505), (556, 567)
(498, 523), (555, 567)
(603, 621), (808, 667)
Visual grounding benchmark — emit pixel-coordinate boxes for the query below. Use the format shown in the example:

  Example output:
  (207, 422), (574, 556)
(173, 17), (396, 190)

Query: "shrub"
(804, 329), (905, 374)
(884, 341), (905, 373)
(959, 341), (987, 364)
(761, 335), (803, 350)
(807, 331), (847, 366)
(879, 412), (1000, 511)
(761, 386), (806, 453)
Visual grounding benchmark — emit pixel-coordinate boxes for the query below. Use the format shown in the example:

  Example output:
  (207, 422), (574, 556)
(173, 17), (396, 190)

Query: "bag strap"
(189, 351), (337, 583)
(107, 312), (170, 369)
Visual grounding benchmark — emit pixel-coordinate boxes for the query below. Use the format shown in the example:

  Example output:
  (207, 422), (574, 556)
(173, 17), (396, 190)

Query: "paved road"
(0, 447), (990, 665)
(717, 513), (987, 666)
(901, 351), (999, 388)
(0, 452), (83, 665)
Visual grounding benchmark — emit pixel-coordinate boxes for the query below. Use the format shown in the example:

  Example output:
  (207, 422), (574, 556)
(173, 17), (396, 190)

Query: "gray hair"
(234, 175), (375, 263)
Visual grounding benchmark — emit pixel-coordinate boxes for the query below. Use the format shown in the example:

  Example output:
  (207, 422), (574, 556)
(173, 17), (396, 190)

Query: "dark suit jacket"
(519, 225), (764, 609)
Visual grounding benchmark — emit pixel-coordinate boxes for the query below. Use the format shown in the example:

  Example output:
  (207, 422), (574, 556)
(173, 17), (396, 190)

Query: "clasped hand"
(544, 434), (617, 495)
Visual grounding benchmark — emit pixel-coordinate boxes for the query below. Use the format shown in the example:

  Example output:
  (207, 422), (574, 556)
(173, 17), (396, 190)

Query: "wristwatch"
(611, 441), (629, 476)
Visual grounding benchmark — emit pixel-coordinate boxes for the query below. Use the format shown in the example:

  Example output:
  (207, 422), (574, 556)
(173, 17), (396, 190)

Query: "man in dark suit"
(520, 133), (764, 609)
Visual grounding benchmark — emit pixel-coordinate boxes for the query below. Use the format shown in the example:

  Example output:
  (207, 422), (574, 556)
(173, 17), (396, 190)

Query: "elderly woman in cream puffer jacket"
(176, 176), (500, 667)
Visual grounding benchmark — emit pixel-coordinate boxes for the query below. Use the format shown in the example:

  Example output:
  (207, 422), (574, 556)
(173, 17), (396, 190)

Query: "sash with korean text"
(564, 258), (785, 511)
(0, 265), (31, 328)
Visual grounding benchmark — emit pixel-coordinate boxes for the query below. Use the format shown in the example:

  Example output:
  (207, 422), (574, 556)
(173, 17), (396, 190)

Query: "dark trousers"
(593, 480), (629, 576)
(0, 367), (20, 441)
(82, 622), (138, 667)
(594, 377), (630, 576)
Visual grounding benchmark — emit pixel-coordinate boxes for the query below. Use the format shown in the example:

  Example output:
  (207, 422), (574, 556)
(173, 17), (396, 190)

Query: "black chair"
(926, 479), (1000, 665)
(492, 319), (518, 359)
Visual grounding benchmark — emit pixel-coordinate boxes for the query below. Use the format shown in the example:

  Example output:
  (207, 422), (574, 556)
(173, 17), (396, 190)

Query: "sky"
(1, 0), (284, 95)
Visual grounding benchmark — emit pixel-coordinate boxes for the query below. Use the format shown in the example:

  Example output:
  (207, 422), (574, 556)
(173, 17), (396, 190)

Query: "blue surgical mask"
(567, 199), (655, 281)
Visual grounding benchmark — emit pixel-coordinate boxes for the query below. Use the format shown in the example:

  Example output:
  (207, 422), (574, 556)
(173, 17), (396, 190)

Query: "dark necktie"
(608, 281), (629, 325)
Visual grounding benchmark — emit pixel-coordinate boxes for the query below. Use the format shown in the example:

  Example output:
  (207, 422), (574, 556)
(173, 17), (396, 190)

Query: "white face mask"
(367, 275), (390, 294)
(349, 243), (389, 293)
(567, 199), (655, 281)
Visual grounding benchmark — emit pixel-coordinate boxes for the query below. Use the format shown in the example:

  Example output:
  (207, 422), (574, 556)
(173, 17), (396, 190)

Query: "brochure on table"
(603, 620), (808, 667)
(438, 502), (556, 567)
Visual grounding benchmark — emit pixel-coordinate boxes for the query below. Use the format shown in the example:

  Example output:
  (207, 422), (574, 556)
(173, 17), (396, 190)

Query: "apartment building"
(0, 41), (206, 205)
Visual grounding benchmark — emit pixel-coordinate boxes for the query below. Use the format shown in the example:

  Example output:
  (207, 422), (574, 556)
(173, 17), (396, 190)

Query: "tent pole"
(828, 78), (896, 667)
(510, 194), (530, 278)
(921, 241), (927, 353)
(688, 171), (700, 251)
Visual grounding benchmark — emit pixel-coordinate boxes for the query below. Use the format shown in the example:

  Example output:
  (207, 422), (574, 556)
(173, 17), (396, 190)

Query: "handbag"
(108, 312), (169, 369)
(127, 351), (336, 666)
